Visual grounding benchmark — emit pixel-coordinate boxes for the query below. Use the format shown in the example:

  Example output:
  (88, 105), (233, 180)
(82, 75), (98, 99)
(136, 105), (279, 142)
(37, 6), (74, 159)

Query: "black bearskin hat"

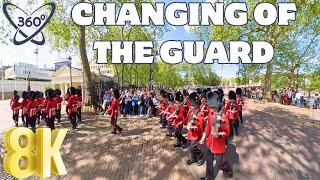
(202, 88), (210, 99)
(34, 91), (40, 99)
(206, 91), (219, 109)
(228, 90), (236, 100)
(45, 89), (55, 99)
(166, 93), (174, 103)
(29, 91), (36, 101)
(182, 89), (189, 96)
(76, 89), (82, 96)
(69, 87), (76, 95)
(55, 89), (62, 96)
(196, 88), (202, 95)
(189, 92), (200, 107)
(13, 94), (19, 101)
(217, 88), (224, 97)
(22, 91), (28, 99)
(236, 88), (242, 95)
(160, 89), (166, 98)
(113, 89), (120, 99)
(175, 91), (184, 103)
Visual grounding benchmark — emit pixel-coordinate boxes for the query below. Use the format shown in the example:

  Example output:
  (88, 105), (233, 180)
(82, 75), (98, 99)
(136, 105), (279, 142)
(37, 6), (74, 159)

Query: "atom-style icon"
(2, 2), (56, 45)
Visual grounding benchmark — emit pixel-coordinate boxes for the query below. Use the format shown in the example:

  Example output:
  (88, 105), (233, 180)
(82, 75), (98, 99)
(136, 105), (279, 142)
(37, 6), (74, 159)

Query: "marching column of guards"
(9, 87), (244, 179)
(156, 87), (244, 179)
(10, 87), (83, 132)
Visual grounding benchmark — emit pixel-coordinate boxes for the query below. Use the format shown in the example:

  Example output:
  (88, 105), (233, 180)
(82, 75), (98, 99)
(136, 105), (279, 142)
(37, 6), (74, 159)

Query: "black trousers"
(21, 114), (26, 125)
(167, 123), (175, 135)
(12, 114), (19, 126)
(111, 117), (121, 132)
(27, 116), (36, 132)
(174, 124), (187, 145)
(56, 110), (61, 123)
(204, 146), (215, 178)
(77, 108), (82, 121)
(161, 114), (167, 128)
(229, 119), (239, 137)
(239, 111), (243, 123)
(69, 113), (77, 129)
(189, 141), (202, 161)
(204, 147), (225, 179)
(47, 117), (55, 130)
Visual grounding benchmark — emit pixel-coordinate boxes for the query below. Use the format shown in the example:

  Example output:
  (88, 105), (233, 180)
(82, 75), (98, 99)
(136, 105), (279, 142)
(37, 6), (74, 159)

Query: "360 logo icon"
(2, 2), (56, 45)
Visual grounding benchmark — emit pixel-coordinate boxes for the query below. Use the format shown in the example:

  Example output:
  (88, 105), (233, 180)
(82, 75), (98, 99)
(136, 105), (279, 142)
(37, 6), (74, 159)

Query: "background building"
(51, 66), (117, 97)
(4, 62), (53, 81)
(0, 65), (11, 79)
(76, 60), (115, 77)
(54, 60), (71, 71)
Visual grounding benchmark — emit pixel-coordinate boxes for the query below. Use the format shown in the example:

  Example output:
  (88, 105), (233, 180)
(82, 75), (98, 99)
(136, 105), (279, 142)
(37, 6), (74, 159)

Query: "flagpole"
(1, 59), (4, 101)
(14, 61), (16, 90)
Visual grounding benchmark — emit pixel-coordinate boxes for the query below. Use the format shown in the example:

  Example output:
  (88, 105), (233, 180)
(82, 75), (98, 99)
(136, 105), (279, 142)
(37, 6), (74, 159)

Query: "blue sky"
(0, 0), (238, 78)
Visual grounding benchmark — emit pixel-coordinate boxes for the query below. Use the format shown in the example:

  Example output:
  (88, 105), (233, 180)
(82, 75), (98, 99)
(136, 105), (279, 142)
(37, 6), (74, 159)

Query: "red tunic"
(67, 95), (78, 114)
(108, 98), (120, 118)
(224, 100), (239, 121)
(20, 99), (29, 115)
(45, 100), (57, 118)
(160, 98), (168, 111)
(204, 110), (230, 154)
(166, 104), (176, 123)
(54, 96), (63, 111)
(37, 97), (46, 112)
(187, 107), (205, 141)
(76, 96), (82, 109)
(27, 100), (38, 118)
(173, 105), (186, 127)
(236, 95), (244, 112)
(11, 101), (20, 115)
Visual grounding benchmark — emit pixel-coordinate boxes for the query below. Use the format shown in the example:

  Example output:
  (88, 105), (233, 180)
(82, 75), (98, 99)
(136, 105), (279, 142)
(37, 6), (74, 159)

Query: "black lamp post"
(68, 56), (72, 87)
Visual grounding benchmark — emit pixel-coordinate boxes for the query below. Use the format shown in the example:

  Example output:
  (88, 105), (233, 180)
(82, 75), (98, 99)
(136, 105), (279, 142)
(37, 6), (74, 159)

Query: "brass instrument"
(186, 105), (206, 130)
(166, 98), (188, 121)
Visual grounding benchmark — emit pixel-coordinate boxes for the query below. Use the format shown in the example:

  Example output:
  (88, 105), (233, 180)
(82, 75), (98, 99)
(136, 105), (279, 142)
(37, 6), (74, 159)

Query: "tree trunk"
(263, 30), (275, 101)
(121, 64), (124, 86)
(79, 25), (95, 106)
(114, 65), (120, 84)
(289, 69), (296, 88)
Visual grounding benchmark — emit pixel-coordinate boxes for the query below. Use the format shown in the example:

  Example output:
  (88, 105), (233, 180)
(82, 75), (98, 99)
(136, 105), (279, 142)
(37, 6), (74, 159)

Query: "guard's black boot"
(111, 129), (116, 134)
(173, 143), (181, 148)
(197, 158), (205, 166)
(187, 159), (195, 165)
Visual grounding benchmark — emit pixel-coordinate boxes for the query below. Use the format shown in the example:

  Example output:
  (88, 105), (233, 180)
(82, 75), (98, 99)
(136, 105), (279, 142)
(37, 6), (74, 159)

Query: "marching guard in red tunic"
(20, 91), (28, 126)
(66, 87), (78, 130)
(236, 88), (244, 124)
(44, 89), (57, 130)
(54, 89), (63, 123)
(224, 90), (239, 137)
(26, 91), (38, 132)
(76, 88), (82, 122)
(164, 93), (176, 137)
(10, 94), (20, 127)
(186, 92), (205, 166)
(158, 89), (168, 124)
(107, 89), (123, 134)
(172, 91), (188, 148)
(199, 91), (233, 179)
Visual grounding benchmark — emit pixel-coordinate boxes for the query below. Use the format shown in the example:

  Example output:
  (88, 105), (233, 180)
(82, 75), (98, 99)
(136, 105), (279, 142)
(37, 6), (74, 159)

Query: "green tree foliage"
(194, 0), (319, 99)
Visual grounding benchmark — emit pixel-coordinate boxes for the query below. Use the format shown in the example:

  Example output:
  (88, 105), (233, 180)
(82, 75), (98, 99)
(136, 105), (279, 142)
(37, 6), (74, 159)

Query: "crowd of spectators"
(101, 87), (159, 118)
(243, 86), (319, 109)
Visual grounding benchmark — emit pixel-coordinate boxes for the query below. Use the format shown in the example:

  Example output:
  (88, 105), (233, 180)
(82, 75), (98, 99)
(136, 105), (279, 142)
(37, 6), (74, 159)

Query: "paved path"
(1, 100), (320, 179)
